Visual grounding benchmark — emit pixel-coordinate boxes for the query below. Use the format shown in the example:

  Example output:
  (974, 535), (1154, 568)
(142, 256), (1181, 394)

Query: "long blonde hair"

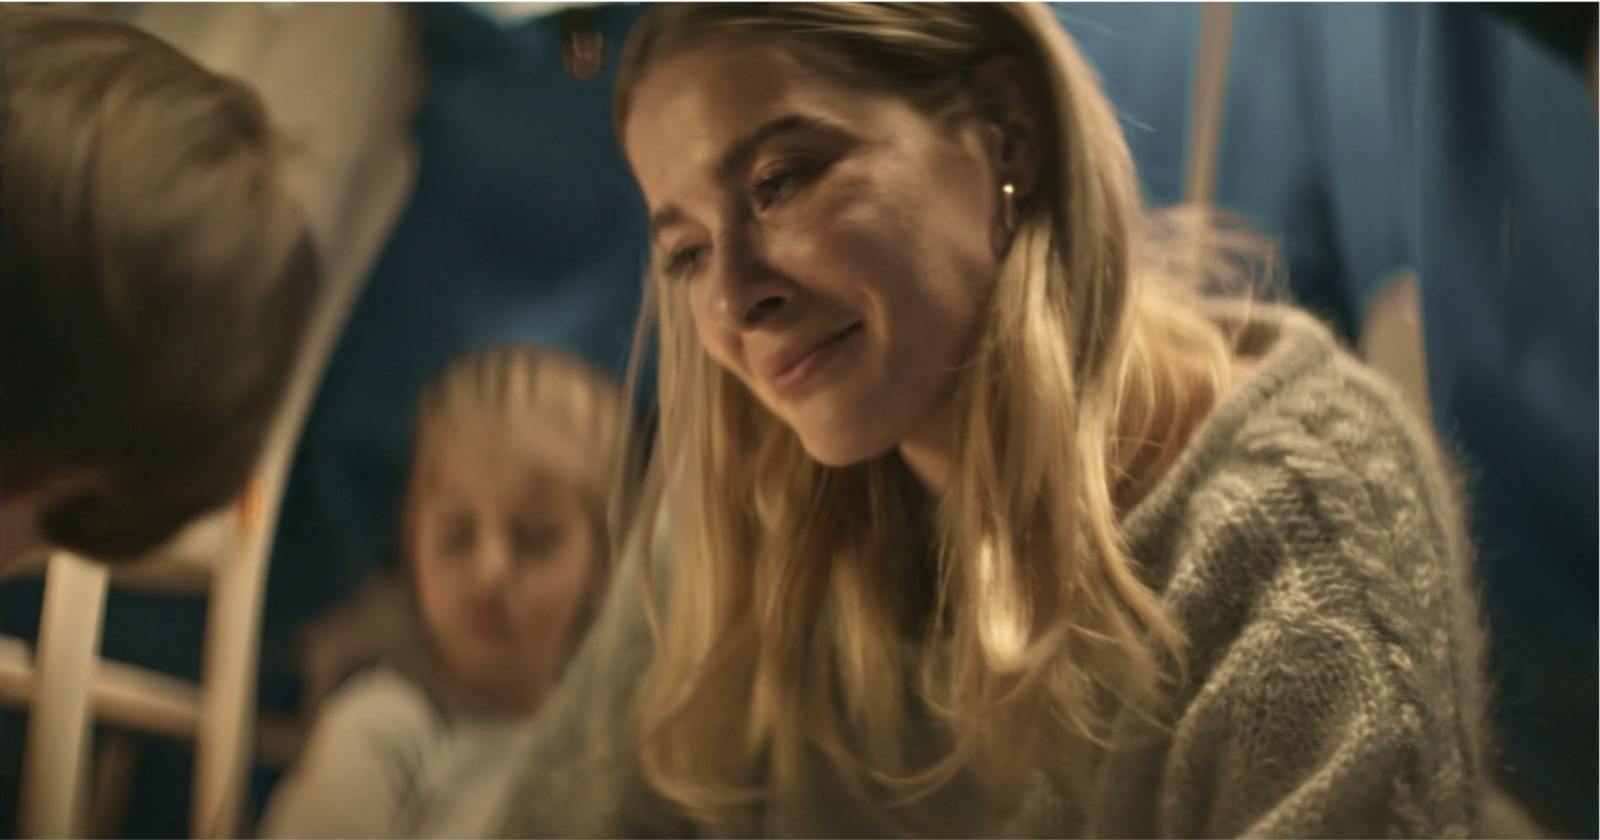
(614, 4), (1266, 831)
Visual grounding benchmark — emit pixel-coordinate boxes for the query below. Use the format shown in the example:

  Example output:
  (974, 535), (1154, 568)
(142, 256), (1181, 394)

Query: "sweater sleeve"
(1104, 366), (1486, 838)
(257, 669), (437, 839)
(1153, 599), (1471, 838)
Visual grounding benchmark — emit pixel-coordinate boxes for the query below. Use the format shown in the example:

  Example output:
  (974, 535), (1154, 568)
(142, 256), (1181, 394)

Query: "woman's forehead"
(625, 38), (877, 153)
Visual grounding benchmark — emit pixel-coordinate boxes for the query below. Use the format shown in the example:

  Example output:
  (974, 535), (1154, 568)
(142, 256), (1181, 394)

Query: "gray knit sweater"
(496, 305), (1495, 838)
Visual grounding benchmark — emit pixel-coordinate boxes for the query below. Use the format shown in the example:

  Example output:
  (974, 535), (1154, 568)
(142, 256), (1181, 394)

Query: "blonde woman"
(502, 4), (1501, 837)
(260, 345), (622, 838)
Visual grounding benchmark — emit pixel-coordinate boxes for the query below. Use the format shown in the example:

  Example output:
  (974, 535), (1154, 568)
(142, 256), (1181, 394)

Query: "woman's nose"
(705, 233), (792, 332)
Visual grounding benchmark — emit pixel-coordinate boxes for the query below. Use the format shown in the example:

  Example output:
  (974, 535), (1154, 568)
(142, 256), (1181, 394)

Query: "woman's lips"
(764, 322), (863, 399)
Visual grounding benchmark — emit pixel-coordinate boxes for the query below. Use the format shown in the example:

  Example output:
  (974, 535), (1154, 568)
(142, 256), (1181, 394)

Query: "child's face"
(410, 436), (599, 711)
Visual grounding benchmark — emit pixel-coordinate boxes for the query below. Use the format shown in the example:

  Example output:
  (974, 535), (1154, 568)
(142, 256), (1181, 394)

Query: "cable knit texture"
(496, 304), (1495, 838)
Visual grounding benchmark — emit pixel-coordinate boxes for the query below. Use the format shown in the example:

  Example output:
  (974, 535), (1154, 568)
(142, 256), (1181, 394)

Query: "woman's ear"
(968, 54), (1049, 198)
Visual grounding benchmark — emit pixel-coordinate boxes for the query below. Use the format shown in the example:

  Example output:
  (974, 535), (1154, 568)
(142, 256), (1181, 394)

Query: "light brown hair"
(1, 6), (318, 558)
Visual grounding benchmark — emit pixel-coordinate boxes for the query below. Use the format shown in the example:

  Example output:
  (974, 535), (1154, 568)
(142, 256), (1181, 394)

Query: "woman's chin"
(795, 427), (896, 470)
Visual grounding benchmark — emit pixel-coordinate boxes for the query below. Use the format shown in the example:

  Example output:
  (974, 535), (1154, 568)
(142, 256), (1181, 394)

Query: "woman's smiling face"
(623, 37), (1013, 470)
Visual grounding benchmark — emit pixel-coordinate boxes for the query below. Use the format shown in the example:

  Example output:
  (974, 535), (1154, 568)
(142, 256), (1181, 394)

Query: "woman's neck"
(896, 367), (969, 493)
(899, 441), (951, 494)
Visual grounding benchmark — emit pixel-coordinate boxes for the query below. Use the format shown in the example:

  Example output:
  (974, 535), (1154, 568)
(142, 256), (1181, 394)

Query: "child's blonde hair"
(407, 344), (625, 534)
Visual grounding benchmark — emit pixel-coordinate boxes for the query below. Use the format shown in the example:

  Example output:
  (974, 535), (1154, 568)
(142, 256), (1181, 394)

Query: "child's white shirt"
(258, 667), (534, 839)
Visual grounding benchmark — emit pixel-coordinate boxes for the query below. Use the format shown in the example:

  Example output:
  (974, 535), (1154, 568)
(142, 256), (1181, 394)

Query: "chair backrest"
(142, 7), (424, 836)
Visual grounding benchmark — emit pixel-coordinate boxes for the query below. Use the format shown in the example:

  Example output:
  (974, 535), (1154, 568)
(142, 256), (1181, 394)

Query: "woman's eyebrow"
(650, 114), (837, 240)
(712, 113), (824, 181)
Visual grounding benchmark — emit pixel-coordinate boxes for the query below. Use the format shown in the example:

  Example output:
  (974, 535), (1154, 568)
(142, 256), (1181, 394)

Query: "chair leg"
(20, 554), (109, 839)
(191, 525), (272, 839)
(88, 730), (138, 839)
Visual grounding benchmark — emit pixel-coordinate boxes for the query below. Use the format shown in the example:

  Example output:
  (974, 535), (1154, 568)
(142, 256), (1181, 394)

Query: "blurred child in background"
(258, 344), (624, 838)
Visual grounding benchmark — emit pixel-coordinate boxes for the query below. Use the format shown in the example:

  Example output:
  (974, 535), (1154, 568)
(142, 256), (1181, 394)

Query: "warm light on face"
(625, 39), (1008, 474)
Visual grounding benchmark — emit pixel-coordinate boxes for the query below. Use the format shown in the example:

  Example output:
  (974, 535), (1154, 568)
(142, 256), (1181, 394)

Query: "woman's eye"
(750, 162), (813, 211)
(663, 245), (708, 281)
